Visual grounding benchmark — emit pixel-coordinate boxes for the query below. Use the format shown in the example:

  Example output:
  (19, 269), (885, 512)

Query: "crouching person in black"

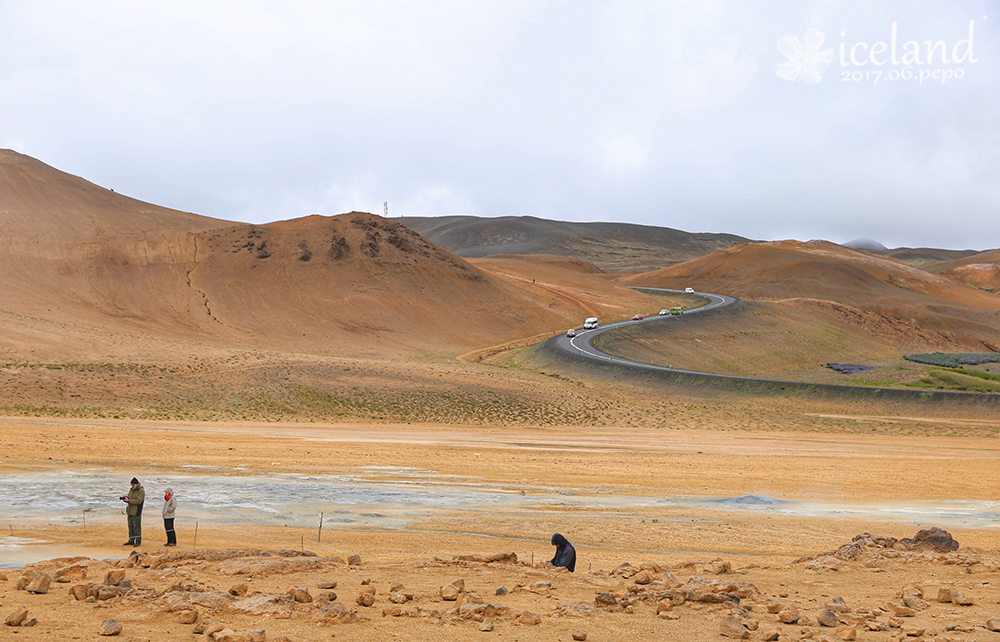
(549, 533), (576, 572)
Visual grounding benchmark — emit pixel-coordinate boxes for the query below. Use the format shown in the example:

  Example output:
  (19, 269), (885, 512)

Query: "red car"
(632, 314), (644, 320)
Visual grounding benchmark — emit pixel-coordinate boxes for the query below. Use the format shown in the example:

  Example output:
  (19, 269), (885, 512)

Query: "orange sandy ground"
(1, 418), (999, 641)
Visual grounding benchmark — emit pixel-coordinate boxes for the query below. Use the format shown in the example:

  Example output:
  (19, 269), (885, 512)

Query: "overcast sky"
(2, 1), (997, 250)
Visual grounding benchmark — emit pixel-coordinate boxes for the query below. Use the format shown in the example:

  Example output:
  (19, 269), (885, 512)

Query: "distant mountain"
(860, 246), (983, 268)
(395, 215), (752, 273)
(844, 238), (887, 251)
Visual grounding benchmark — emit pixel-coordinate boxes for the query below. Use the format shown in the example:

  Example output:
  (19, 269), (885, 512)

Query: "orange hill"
(925, 249), (1000, 292)
(619, 240), (1000, 351)
(0, 150), (649, 360)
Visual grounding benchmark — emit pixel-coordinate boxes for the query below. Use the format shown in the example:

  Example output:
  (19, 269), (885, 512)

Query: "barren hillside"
(0, 151), (665, 361)
(619, 240), (1000, 351)
(925, 249), (1000, 292)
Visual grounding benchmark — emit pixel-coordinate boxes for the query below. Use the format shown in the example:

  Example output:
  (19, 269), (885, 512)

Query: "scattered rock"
(15, 570), (37, 590)
(896, 527), (958, 553)
(5, 607), (29, 627)
(901, 594), (929, 610)
(712, 560), (732, 575)
(105, 570), (126, 586)
(389, 591), (409, 604)
(347, 554), (362, 566)
(817, 609), (838, 627)
(213, 627), (240, 642)
(455, 552), (517, 564)
(836, 625), (857, 640)
(246, 631), (266, 642)
(594, 593), (617, 608)
(441, 584), (460, 601)
(54, 564), (88, 583)
(986, 616), (1000, 632)
(356, 592), (375, 607)
(479, 617), (494, 631)
(517, 612), (541, 625)
(178, 609), (198, 624)
(314, 602), (364, 624)
(201, 623), (227, 637)
(899, 623), (925, 637)
(951, 590), (974, 605)
(495, 586), (508, 596)
(316, 579), (338, 589)
(551, 602), (594, 618)
(98, 586), (121, 601)
(631, 570), (653, 585)
(287, 587), (312, 603)
(99, 618), (123, 636)
(720, 615), (750, 639)
(25, 573), (52, 594)
(825, 597), (849, 612)
(228, 583), (249, 596)
(572, 631), (587, 641)
(778, 605), (799, 623)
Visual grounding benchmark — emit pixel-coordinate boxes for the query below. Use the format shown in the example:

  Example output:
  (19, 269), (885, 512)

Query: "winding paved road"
(555, 287), (742, 378)
(550, 287), (1000, 405)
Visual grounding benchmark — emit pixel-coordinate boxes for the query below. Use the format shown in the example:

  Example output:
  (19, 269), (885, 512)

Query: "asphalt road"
(556, 288), (741, 378)
(550, 288), (999, 405)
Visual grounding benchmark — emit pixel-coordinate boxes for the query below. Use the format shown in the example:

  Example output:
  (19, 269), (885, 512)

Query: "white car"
(685, 287), (695, 294)
(658, 309), (669, 316)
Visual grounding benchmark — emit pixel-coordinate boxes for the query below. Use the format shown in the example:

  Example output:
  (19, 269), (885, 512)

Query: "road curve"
(549, 287), (1000, 405)
(556, 287), (743, 378)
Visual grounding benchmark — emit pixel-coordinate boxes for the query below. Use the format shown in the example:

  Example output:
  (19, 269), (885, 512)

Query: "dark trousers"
(164, 518), (176, 545)
(127, 514), (142, 544)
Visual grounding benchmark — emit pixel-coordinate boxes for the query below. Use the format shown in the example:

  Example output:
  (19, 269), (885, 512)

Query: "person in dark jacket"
(121, 477), (145, 546)
(549, 533), (576, 572)
(162, 487), (177, 546)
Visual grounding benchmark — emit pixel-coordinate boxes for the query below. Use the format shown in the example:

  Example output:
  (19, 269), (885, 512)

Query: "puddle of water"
(2, 470), (999, 567)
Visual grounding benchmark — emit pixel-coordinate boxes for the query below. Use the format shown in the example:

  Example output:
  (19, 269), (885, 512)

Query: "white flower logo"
(776, 28), (834, 83)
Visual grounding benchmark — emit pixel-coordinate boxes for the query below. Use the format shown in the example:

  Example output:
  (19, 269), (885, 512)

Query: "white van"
(583, 317), (599, 329)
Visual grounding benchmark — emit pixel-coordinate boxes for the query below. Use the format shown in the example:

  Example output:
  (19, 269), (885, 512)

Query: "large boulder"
(895, 527), (958, 552)
(25, 573), (52, 594)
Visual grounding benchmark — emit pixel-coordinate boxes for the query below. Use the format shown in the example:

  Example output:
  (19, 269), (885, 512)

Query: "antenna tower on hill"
(383, 201), (388, 217)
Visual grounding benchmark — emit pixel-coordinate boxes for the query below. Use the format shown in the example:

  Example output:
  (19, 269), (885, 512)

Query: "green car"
(670, 307), (684, 315)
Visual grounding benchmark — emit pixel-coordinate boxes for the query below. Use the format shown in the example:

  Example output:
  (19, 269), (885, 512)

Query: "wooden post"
(318, 513), (323, 543)
(83, 512), (86, 532)
(194, 522), (198, 549)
